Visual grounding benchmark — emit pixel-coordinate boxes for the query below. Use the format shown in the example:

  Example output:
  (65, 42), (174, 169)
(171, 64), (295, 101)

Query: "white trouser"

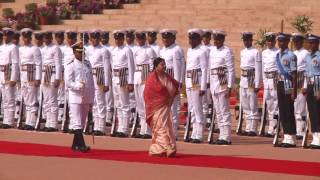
(69, 103), (89, 130)
(171, 94), (180, 136)
(41, 84), (58, 128)
(57, 82), (65, 122)
(187, 87), (205, 140)
(134, 83), (151, 135)
(240, 87), (259, 133)
(15, 85), (21, 119)
(1, 84), (16, 125)
(105, 83), (114, 123)
(264, 88), (278, 135)
(21, 82), (39, 127)
(202, 88), (212, 122)
(113, 81), (130, 134)
(294, 92), (306, 136)
(210, 90), (231, 141)
(92, 76), (106, 132)
(129, 92), (136, 110)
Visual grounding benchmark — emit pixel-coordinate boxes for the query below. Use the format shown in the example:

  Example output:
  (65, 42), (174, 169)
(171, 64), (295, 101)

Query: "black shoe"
(72, 145), (91, 153)
(41, 127), (50, 132)
(309, 144), (320, 149)
(47, 127), (58, 132)
(68, 129), (75, 134)
(0, 124), (14, 129)
(185, 138), (193, 143)
(24, 125), (35, 131)
(93, 131), (105, 136)
(116, 132), (128, 138)
(237, 131), (248, 136)
(214, 139), (232, 145)
(247, 131), (257, 136)
(134, 134), (143, 138)
(142, 134), (152, 139)
(280, 143), (296, 148)
(191, 139), (202, 144)
(296, 135), (303, 140)
(106, 122), (112, 127)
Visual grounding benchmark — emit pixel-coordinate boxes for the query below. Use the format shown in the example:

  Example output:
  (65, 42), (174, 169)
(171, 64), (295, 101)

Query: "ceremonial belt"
(187, 69), (201, 85)
(210, 67), (227, 85)
(166, 68), (174, 78)
(0, 64), (12, 82)
(42, 65), (55, 85)
(136, 64), (150, 82)
(113, 68), (128, 87)
(242, 68), (255, 88)
(264, 71), (278, 79)
(297, 70), (305, 89)
(21, 64), (36, 82)
(92, 67), (105, 86)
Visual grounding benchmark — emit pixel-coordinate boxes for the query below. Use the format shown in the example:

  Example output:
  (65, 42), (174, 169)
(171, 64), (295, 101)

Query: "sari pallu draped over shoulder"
(144, 71), (179, 126)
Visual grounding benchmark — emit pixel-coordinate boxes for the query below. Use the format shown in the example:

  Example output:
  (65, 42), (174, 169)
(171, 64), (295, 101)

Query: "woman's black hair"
(153, 57), (165, 71)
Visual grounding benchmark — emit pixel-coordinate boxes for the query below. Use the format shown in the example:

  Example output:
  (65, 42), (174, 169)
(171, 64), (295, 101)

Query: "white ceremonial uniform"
(111, 45), (135, 134)
(262, 47), (279, 135)
(209, 45), (235, 142)
(201, 43), (213, 122)
(133, 44), (156, 136)
(127, 43), (137, 113)
(0, 42), (19, 126)
(86, 44), (111, 133)
(293, 48), (309, 137)
(103, 44), (114, 123)
(240, 47), (262, 133)
(160, 43), (185, 136)
(186, 45), (208, 140)
(19, 44), (42, 127)
(65, 59), (94, 130)
(41, 43), (63, 129)
(149, 42), (161, 57)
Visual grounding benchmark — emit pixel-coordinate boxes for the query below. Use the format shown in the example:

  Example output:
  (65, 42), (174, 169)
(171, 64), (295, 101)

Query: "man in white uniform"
(40, 31), (63, 132)
(239, 32), (262, 136)
(111, 30), (135, 137)
(186, 29), (208, 143)
(261, 32), (279, 137)
(292, 33), (309, 140)
(146, 28), (161, 57)
(65, 42), (94, 153)
(159, 29), (185, 137)
(133, 30), (156, 139)
(19, 28), (42, 130)
(208, 29), (235, 145)
(0, 28), (19, 129)
(86, 30), (111, 136)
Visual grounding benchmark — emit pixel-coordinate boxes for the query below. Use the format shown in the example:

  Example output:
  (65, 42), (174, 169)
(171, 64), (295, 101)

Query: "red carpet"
(0, 140), (319, 177)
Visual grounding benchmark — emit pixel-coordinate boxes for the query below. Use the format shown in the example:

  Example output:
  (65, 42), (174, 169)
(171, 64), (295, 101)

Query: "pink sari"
(144, 71), (179, 157)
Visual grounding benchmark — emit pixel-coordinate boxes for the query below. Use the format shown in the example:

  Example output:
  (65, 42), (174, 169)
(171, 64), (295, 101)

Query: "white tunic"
(294, 48), (309, 71)
(133, 45), (157, 84)
(0, 42), (19, 83)
(111, 45), (135, 84)
(240, 47), (262, 88)
(41, 43), (63, 81)
(19, 44), (42, 82)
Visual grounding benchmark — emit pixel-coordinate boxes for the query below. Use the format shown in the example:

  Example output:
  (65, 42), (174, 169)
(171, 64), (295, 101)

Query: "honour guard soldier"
(304, 34), (320, 149)
(292, 33), (309, 139)
(64, 30), (77, 65)
(87, 29), (111, 136)
(275, 33), (298, 148)
(34, 31), (44, 49)
(208, 29), (235, 145)
(19, 28), (42, 130)
(12, 31), (20, 46)
(201, 29), (213, 126)
(239, 32), (262, 136)
(41, 31), (63, 132)
(125, 28), (137, 124)
(159, 29), (185, 137)
(0, 28), (19, 129)
(186, 29), (208, 143)
(111, 29), (135, 137)
(54, 30), (67, 123)
(66, 42), (94, 153)
(133, 30), (156, 138)
(101, 31), (114, 126)
(261, 32), (279, 137)
(146, 28), (161, 57)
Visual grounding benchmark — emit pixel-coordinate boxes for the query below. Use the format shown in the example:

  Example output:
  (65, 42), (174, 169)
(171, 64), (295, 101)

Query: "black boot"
(77, 129), (90, 153)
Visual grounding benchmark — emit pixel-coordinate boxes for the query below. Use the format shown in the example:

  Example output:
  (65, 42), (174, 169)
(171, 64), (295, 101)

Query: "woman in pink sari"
(144, 57), (179, 157)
